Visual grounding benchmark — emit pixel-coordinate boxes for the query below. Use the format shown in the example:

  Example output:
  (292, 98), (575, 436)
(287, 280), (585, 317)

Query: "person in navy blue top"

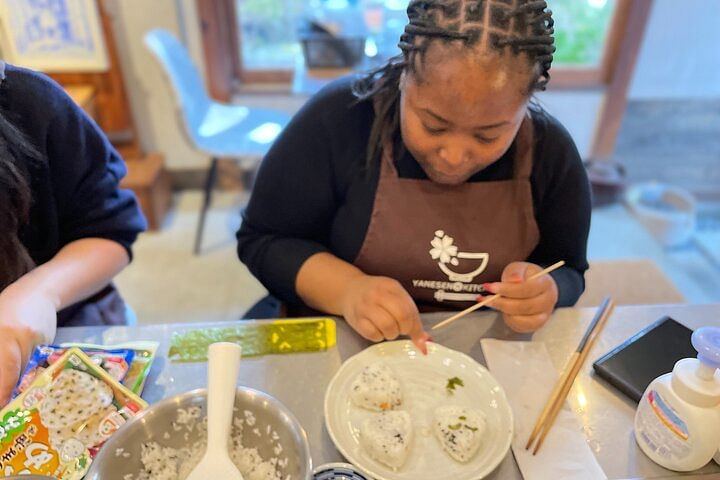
(0, 62), (146, 405)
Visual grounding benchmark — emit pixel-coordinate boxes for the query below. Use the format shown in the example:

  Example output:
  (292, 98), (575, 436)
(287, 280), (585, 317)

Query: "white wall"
(105, 0), (209, 169)
(536, 90), (603, 159)
(629, 0), (720, 100)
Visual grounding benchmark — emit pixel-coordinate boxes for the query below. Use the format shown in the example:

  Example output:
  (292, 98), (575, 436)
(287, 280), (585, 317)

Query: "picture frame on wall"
(0, 0), (109, 72)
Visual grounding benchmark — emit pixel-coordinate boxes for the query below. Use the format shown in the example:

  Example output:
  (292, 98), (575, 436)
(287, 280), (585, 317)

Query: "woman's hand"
(0, 285), (54, 406)
(341, 275), (431, 353)
(484, 262), (558, 333)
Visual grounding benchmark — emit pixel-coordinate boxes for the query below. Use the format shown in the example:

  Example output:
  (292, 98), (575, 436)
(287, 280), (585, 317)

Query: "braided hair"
(0, 110), (38, 293)
(353, 0), (556, 167)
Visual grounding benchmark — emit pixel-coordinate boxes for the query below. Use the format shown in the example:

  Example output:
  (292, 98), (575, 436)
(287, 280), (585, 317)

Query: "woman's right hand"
(0, 282), (56, 406)
(341, 275), (430, 354)
(0, 324), (39, 406)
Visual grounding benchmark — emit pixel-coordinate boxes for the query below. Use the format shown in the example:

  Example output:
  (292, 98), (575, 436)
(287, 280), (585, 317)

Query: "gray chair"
(144, 29), (290, 254)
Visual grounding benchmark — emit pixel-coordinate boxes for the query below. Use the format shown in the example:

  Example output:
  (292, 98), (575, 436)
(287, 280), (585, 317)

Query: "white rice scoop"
(186, 342), (243, 480)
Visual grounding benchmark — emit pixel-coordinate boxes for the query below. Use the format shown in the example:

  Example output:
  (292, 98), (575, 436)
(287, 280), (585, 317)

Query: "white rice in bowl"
(132, 407), (289, 480)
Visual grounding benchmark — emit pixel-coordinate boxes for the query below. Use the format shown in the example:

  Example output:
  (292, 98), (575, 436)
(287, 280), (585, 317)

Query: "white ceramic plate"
(324, 341), (513, 480)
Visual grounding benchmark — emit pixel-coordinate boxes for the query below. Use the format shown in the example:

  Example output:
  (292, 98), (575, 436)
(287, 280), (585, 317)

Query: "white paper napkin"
(481, 339), (607, 480)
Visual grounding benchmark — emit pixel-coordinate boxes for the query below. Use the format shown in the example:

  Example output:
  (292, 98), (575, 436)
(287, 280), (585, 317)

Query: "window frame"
(201, 0), (637, 93)
(198, 0), (653, 159)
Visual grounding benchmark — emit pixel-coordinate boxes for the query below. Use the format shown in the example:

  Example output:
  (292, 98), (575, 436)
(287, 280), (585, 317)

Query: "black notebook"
(592, 317), (695, 403)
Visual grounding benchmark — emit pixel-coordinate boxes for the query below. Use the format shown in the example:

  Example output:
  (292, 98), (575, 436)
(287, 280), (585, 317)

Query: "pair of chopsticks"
(432, 260), (566, 331)
(525, 296), (615, 454)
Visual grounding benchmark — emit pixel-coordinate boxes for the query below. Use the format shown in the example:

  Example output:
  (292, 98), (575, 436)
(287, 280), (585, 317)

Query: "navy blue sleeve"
(528, 111), (591, 307)
(41, 78), (147, 259)
(237, 84), (342, 304)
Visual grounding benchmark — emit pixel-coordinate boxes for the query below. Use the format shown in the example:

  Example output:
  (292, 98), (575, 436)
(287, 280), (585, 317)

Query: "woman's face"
(400, 44), (532, 186)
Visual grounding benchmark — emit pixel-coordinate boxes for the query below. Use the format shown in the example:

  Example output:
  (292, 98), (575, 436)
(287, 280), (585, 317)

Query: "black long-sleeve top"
(238, 77), (591, 309)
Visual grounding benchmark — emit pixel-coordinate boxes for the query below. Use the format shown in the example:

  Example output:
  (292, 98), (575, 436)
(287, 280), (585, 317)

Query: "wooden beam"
(239, 69), (293, 84)
(197, 0), (241, 101)
(590, 0), (654, 160)
(599, 0), (632, 84)
(549, 68), (603, 90)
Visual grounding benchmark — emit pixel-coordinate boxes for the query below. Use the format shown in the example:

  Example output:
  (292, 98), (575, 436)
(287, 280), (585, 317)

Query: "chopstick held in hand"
(432, 261), (566, 331)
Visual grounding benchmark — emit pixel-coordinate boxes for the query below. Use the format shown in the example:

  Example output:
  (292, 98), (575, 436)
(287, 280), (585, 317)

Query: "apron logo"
(418, 230), (490, 303)
(429, 230), (489, 283)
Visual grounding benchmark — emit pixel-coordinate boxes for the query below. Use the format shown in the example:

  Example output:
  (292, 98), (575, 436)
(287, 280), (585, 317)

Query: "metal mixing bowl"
(85, 387), (312, 479)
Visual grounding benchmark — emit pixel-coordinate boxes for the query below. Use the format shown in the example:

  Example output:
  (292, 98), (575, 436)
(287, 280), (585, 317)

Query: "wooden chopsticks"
(431, 260), (566, 331)
(525, 296), (615, 455)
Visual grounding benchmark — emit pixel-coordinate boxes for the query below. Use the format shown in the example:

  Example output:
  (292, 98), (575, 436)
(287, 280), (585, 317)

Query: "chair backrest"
(144, 29), (211, 134)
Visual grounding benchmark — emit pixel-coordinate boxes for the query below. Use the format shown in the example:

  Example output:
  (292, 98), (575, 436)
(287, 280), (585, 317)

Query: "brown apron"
(354, 115), (540, 311)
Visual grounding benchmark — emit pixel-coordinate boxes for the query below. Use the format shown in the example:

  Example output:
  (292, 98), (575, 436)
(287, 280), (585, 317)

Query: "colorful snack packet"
(13, 345), (135, 399)
(0, 348), (147, 479)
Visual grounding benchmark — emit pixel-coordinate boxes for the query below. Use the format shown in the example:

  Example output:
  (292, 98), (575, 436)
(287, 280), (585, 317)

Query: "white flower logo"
(426, 229), (490, 286)
(429, 230), (459, 266)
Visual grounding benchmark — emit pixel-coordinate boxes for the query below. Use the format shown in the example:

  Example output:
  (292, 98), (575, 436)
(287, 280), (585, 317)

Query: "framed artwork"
(0, 0), (109, 72)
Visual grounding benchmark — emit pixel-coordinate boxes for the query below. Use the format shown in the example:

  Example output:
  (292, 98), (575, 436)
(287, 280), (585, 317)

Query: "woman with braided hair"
(0, 62), (145, 405)
(238, 0), (590, 352)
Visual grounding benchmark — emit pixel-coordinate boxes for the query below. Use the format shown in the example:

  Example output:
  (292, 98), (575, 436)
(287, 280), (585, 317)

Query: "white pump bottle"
(634, 326), (720, 471)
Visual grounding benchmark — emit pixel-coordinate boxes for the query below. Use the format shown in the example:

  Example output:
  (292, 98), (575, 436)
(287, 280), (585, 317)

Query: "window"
(235, 0), (617, 74)
(552, 0), (616, 67)
(237, 0), (306, 69)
